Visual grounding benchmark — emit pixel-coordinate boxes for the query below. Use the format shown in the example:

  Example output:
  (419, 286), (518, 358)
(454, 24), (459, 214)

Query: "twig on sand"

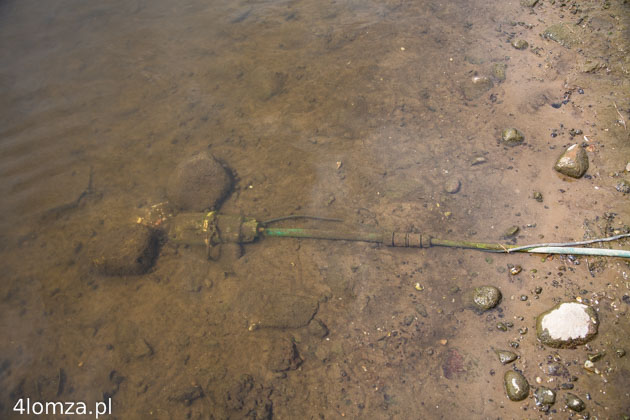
(613, 101), (627, 130)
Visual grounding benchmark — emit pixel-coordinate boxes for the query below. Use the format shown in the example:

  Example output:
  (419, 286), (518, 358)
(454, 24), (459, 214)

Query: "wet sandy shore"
(1, 0), (629, 418)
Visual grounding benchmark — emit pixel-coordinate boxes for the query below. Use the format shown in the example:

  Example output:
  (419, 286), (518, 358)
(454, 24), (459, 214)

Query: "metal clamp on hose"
(169, 212), (259, 259)
(390, 232), (432, 248)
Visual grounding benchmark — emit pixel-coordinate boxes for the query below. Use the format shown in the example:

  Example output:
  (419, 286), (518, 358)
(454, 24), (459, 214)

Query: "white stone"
(540, 302), (595, 341)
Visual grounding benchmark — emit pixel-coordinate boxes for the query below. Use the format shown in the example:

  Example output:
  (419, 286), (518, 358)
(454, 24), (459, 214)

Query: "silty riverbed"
(1, 0), (629, 418)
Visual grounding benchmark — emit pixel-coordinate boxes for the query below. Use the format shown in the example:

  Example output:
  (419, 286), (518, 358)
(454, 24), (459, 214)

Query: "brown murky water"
(1, 0), (630, 418)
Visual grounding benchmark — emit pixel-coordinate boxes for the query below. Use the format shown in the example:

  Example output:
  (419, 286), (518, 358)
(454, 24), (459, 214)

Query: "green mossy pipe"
(262, 227), (385, 243)
(261, 227), (630, 258)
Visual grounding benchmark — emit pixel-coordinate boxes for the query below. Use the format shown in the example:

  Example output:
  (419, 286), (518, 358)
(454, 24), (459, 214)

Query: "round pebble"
(504, 370), (529, 401)
(501, 128), (524, 146)
(469, 285), (502, 312)
(444, 178), (461, 194)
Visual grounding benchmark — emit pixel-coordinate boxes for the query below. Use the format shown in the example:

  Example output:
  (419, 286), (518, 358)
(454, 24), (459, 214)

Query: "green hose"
(262, 227), (385, 243)
(261, 227), (630, 259)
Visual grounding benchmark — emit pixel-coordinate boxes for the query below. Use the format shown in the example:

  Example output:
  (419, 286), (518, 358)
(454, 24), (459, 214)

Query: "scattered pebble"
(511, 39), (529, 50)
(501, 128), (525, 146)
(496, 350), (518, 364)
(443, 178), (461, 194)
(471, 156), (487, 165)
(534, 386), (556, 408)
(554, 144), (589, 179)
(565, 393), (586, 412)
(463, 76), (494, 100)
(616, 179), (630, 194)
(504, 370), (529, 401)
(503, 226), (520, 238)
(509, 265), (522, 275)
(468, 285), (502, 312)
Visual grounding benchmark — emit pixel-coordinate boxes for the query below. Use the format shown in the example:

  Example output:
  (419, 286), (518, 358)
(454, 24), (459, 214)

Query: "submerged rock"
(503, 225), (520, 238)
(616, 179), (630, 194)
(467, 286), (502, 312)
(511, 39), (529, 50)
(167, 153), (232, 211)
(492, 63), (507, 82)
(443, 178), (461, 194)
(90, 224), (158, 275)
(501, 128), (524, 146)
(542, 23), (582, 48)
(534, 387), (556, 408)
(462, 76), (493, 100)
(496, 350), (518, 364)
(554, 144), (589, 178)
(504, 370), (529, 401)
(536, 302), (598, 348)
(565, 393), (585, 412)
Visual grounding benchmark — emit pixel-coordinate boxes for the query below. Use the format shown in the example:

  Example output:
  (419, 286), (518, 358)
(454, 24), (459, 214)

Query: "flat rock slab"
(542, 23), (583, 48)
(246, 293), (319, 329)
(536, 302), (598, 348)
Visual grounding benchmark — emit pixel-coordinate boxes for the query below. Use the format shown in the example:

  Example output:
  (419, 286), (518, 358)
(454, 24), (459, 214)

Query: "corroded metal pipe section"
(152, 211), (630, 259)
(169, 212), (259, 246)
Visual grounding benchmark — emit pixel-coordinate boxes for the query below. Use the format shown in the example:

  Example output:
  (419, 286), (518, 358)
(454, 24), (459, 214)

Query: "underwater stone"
(534, 387), (556, 407)
(468, 285), (502, 312)
(504, 370), (529, 401)
(554, 144), (589, 178)
(496, 350), (518, 364)
(167, 153), (232, 211)
(503, 225), (520, 238)
(492, 63), (507, 82)
(565, 393), (585, 412)
(511, 39), (529, 50)
(536, 302), (598, 348)
(443, 178), (461, 194)
(616, 179), (630, 194)
(542, 23), (582, 48)
(501, 128), (524, 146)
(462, 76), (493, 100)
(90, 224), (158, 276)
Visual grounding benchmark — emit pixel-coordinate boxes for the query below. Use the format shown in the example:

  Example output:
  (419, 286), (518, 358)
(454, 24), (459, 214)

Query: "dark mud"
(1, 0), (629, 418)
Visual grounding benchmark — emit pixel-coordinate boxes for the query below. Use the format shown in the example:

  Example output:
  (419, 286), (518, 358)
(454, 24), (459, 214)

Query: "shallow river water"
(1, 0), (630, 418)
